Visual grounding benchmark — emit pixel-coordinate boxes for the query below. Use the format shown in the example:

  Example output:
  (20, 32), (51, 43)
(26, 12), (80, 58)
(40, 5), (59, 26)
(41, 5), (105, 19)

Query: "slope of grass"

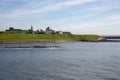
(73, 35), (100, 41)
(0, 33), (99, 41)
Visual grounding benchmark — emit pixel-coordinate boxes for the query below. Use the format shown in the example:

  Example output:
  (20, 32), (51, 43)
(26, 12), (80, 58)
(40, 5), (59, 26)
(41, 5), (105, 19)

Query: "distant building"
(31, 25), (33, 31)
(28, 25), (35, 34)
(45, 27), (55, 34)
(4, 25), (69, 35)
(6, 27), (23, 33)
(9, 27), (14, 31)
(6, 27), (22, 31)
(0, 31), (4, 34)
(56, 31), (63, 34)
(39, 29), (44, 34)
(98, 37), (106, 41)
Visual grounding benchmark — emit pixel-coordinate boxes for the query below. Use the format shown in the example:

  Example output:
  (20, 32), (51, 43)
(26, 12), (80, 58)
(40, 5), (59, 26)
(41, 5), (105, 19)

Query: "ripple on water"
(103, 78), (119, 80)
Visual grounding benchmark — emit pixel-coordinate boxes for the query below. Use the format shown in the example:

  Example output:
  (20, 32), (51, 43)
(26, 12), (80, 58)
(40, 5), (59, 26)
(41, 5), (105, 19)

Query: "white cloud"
(0, 0), (96, 18)
(105, 14), (120, 21)
(62, 14), (120, 35)
(0, 0), (120, 35)
(90, 0), (120, 11)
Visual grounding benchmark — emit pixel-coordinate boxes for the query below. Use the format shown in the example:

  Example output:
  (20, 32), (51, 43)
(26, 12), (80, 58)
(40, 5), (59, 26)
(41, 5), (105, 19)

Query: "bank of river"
(0, 39), (120, 44)
(0, 40), (77, 44)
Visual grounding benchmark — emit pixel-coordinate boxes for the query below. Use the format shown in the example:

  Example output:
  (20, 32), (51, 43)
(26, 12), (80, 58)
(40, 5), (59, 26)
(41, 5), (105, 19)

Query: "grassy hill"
(0, 33), (100, 42)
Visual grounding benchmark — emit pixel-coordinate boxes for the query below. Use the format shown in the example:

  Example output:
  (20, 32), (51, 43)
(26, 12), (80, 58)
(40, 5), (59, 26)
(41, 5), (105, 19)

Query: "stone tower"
(31, 25), (33, 31)
(30, 25), (34, 34)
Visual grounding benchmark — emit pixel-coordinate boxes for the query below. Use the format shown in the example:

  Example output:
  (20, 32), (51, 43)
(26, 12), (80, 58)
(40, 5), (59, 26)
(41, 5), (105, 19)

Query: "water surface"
(0, 42), (120, 80)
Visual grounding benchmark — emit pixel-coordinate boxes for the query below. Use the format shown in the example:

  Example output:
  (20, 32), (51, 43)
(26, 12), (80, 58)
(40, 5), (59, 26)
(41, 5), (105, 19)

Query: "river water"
(0, 42), (120, 80)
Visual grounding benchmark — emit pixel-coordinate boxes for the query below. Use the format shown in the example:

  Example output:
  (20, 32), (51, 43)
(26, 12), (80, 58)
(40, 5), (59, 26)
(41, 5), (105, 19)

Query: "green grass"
(73, 34), (100, 41)
(0, 33), (100, 41)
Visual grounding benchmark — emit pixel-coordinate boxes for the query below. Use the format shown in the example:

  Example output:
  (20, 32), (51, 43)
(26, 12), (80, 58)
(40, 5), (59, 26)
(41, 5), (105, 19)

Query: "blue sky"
(0, 0), (120, 35)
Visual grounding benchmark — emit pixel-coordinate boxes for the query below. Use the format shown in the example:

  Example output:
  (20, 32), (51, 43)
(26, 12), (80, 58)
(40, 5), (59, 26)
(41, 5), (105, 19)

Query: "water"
(107, 39), (120, 41)
(0, 42), (120, 80)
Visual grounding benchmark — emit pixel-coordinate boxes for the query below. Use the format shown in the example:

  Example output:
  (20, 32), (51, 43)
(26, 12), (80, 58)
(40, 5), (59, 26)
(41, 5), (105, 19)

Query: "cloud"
(0, 0), (96, 18)
(0, 0), (120, 35)
(105, 14), (120, 21)
(62, 14), (120, 35)
(89, 0), (120, 11)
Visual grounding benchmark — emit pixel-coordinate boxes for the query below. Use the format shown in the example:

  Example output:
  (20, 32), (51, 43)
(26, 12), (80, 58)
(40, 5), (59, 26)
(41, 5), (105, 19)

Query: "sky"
(0, 0), (120, 35)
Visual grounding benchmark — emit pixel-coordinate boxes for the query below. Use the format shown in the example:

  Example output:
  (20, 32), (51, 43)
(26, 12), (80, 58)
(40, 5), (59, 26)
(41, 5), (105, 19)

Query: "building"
(4, 26), (67, 35)
(28, 25), (35, 34)
(6, 27), (22, 31)
(98, 37), (106, 41)
(6, 27), (23, 33)
(45, 27), (55, 34)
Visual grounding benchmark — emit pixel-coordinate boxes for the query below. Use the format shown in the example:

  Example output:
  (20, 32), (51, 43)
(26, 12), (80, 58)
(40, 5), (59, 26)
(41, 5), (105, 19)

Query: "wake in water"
(5, 45), (60, 49)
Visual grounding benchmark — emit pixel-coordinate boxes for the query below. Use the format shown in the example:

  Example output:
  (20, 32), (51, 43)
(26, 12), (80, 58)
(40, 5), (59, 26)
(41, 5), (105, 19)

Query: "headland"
(1, 26), (118, 44)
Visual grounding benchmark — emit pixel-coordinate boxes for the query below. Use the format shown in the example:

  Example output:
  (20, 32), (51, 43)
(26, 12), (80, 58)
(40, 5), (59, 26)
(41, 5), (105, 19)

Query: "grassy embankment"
(0, 33), (100, 42)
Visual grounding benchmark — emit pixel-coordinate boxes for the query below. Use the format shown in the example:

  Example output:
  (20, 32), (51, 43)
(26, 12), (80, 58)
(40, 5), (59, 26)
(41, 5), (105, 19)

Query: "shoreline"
(0, 40), (77, 44)
(0, 40), (120, 44)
